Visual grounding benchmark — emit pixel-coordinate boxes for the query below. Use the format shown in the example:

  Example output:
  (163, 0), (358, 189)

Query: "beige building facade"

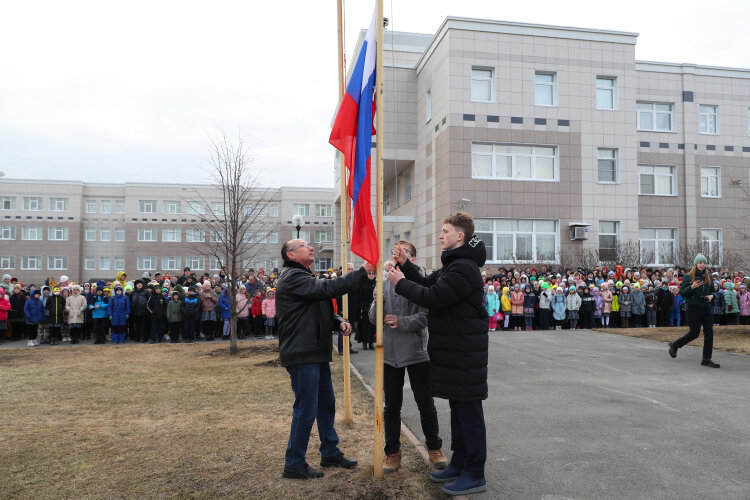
(0, 179), (335, 284)
(335, 18), (750, 271)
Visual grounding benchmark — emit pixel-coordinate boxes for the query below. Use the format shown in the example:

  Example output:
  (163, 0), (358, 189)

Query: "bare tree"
(186, 131), (280, 354)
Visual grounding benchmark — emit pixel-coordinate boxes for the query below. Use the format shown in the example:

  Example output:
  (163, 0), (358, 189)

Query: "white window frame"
(114, 257), (125, 271)
(0, 226), (15, 240)
(474, 218), (559, 264)
(22, 226), (43, 241)
(100, 200), (112, 214)
(100, 229), (111, 242)
(48, 226), (69, 241)
(137, 256), (156, 271)
(269, 204), (279, 217)
(638, 164), (677, 196)
(138, 200), (157, 214)
(210, 201), (226, 216)
(186, 201), (206, 215)
(185, 229), (206, 242)
(598, 221), (620, 261)
(384, 190), (391, 214)
(471, 143), (559, 182)
(47, 255), (68, 271)
(314, 258), (333, 272)
(115, 228), (125, 242)
(471, 67), (494, 103)
(85, 228), (96, 241)
(534, 72), (557, 107)
(163, 200), (181, 214)
(23, 197), (41, 211)
(99, 257), (111, 271)
(314, 230), (333, 243)
(298, 229), (310, 242)
(425, 89), (432, 123)
(22, 255), (42, 270)
(137, 227), (157, 242)
(270, 259), (279, 270)
(0, 255), (16, 270)
(315, 204), (332, 217)
(596, 76), (618, 110)
(0, 196), (15, 211)
(84, 256), (96, 271)
(293, 203), (310, 217)
(597, 148), (619, 184)
(269, 231), (279, 244)
(115, 200), (126, 214)
(636, 101), (674, 132)
(49, 197), (68, 212)
(185, 256), (205, 270)
(699, 105), (719, 135)
(700, 166), (721, 198)
(209, 256), (224, 271)
(639, 228), (677, 266)
(161, 256), (181, 271)
(86, 199), (97, 213)
(210, 230), (226, 243)
(162, 228), (181, 242)
(701, 228), (722, 265)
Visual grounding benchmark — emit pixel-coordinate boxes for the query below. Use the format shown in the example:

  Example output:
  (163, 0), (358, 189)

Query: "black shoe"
(320, 452), (357, 469)
(701, 359), (720, 368)
(282, 463), (324, 479)
(668, 342), (677, 358)
(349, 349), (358, 355)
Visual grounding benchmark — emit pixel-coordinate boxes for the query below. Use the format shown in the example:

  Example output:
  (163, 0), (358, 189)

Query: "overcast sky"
(2, 0), (748, 187)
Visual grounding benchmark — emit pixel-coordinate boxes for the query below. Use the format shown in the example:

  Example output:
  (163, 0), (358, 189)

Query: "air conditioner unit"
(570, 227), (588, 240)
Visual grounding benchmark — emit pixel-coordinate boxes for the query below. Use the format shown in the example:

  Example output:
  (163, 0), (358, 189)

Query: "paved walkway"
(346, 329), (750, 499)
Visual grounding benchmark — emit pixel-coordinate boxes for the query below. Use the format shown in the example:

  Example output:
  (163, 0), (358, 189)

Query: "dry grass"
(593, 325), (750, 355)
(0, 342), (443, 499)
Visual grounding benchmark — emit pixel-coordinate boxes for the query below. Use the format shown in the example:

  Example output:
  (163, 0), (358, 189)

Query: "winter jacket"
(24, 297), (46, 324)
(218, 293), (232, 320)
(500, 288), (512, 312)
(235, 292), (250, 318)
(551, 293), (567, 320)
(276, 260), (368, 367)
(538, 289), (552, 310)
(738, 290), (750, 316)
(181, 295), (202, 321)
(711, 288), (725, 315)
(510, 290), (524, 315)
(593, 293), (603, 316)
(672, 294), (684, 313)
(88, 295), (109, 319)
(245, 279), (264, 298)
(46, 295), (66, 325)
(395, 236), (488, 401)
(9, 291), (26, 321)
(199, 288), (218, 312)
(130, 290), (149, 317)
(724, 284), (739, 314)
(369, 266), (429, 368)
(656, 288), (672, 312)
(485, 292), (500, 316)
(619, 293), (632, 314)
(108, 293), (131, 326)
(261, 297), (276, 318)
(600, 289), (613, 314)
(251, 296), (264, 317)
(566, 293), (581, 311)
(0, 294), (9, 321)
(580, 293), (595, 313)
(66, 294), (88, 324)
(631, 290), (646, 315)
(146, 292), (166, 318)
(166, 299), (182, 322)
(611, 294), (620, 313)
(679, 271), (713, 310)
(523, 291), (537, 314)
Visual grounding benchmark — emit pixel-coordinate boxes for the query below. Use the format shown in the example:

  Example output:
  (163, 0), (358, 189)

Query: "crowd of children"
(480, 264), (750, 331)
(0, 267), (279, 346)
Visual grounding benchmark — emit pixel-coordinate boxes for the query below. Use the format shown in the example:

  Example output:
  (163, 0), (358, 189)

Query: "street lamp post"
(292, 214), (305, 239)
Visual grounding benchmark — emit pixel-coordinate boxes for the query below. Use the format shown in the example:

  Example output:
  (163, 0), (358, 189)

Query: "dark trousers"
(133, 315), (149, 342)
(673, 307), (713, 360)
(182, 318), (196, 341)
(93, 318), (108, 343)
(633, 314), (642, 328)
(252, 316), (263, 337)
(448, 399), (486, 480)
(26, 323), (38, 341)
(237, 317), (249, 338)
(169, 322), (181, 342)
(285, 363), (340, 466)
(384, 362), (442, 455)
(658, 309), (671, 327)
(725, 313), (738, 325)
(538, 309), (550, 330)
(150, 316), (164, 342)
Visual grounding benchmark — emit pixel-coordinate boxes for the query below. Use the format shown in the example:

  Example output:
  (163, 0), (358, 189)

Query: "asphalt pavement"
(345, 329), (750, 499)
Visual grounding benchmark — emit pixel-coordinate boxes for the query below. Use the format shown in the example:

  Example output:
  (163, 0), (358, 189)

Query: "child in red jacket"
(251, 290), (264, 339)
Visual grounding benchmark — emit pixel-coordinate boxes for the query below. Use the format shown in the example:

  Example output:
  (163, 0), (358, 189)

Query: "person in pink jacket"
(235, 287), (250, 339)
(510, 284), (525, 331)
(262, 289), (277, 339)
(600, 283), (613, 327)
(0, 288), (10, 342)
(738, 284), (750, 324)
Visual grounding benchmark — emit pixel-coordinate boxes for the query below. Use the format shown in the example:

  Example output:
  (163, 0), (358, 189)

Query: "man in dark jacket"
(389, 212), (488, 496)
(276, 238), (375, 480)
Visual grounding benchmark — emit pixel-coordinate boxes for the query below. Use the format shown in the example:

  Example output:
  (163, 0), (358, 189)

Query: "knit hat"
(633, 282), (640, 289)
(32, 289), (41, 296)
(2, 274), (10, 281)
(541, 282), (549, 289)
(693, 253), (708, 265)
(52, 287), (61, 294)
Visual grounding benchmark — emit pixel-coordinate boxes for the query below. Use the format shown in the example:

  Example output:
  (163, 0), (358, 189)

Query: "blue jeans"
(285, 363), (340, 466)
(670, 309), (681, 326)
(448, 399), (486, 480)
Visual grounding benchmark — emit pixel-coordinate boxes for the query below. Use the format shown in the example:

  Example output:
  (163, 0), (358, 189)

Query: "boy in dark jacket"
(88, 287), (109, 344)
(180, 287), (201, 342)
(46, 287), (66, 345)
(656, 283), (672, 327)
(390, 213), (488, 496)
(24, 289), (45, 346)
(166, 291), (182, 342)
(146, 283), (167, 343)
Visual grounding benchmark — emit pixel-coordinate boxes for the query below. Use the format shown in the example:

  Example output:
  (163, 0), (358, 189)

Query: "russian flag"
(329, 4), (379, 265)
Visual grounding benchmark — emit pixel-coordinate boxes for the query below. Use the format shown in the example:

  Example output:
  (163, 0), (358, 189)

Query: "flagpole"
(336, 0), (353, 424)
(373, 0), (385, 479)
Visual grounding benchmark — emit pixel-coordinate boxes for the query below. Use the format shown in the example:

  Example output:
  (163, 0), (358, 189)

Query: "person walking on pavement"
(389, 213), (488, 496)
(668, 254), (720, 368)
(369, 239), (448, 474)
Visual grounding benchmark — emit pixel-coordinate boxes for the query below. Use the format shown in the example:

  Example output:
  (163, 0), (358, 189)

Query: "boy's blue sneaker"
(442, 472), (487, 496)
(429, 464), (461, 483)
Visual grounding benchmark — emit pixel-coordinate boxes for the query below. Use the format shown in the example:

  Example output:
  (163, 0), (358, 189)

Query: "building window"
(0, 197), (15, 211)
(100, 229), (111, 242)
(99, 257), (111, 271)
(425, 89), (432, 123)
(701, 229), (722, 265)
(472, 143), (557, 181)
(638, 165), (676, 196)
(47, 256), (68, 270)
(315, 230), (333, 243)
(115, 200), (126, 214)
(293, 203), (310, 216)
(84, 257), (95, 271)
(138, 200), (157, 213)
(403, 173), (412, 203)
(86, 200), (97, 213)
(699, 105), (718, 134)
(22, 226), (42, 241)
(114, 257), (125, 270)
(162, 200), (181, 214)
(185, 256), (204, 270)
(269, 232), (279, 244)
(137, 256), (156, 270)
(100, 200), (112, 214)
(0, 256), (15, 269)
(269, 204), (279, 217)
(210, 202), (226, 216)
(85, 228), (96, 241)
(475, 218), (558, 263)
(596, 148), (619, 183)
(48, 226), (69, 241)
(298, 229), (310, 242)
(23, 197), (41, 211)
(185, 229), (206, 242)
(315, 258), (333, 272)
(0, 226), (15, 240)
(255, 204), (267, 216)
(596, 76), (618, 110)
(471, 67), (494, 102)
(49, 198), (68, 212)
(161, 256), (181, 271)
(637, 102), (673, 132)
(210, 230), (226, 243)
(115, 228), (125, 241)
(209, 256), (224, 271)
(315, 204), (332, 217)
(639, 228), (677, 265)
(22, 255), (42, 270)
(242, 231), (254, 244)
(384, 189), (391, 214)
(186, 201), (206, 215)
(700, 166), (721, 198)
(598, 221), (620, 261)
(137, 228), (157, 242)
(256, 232), (267, 244)
(162, 228), (181, 242)
(534, 72), (557, 106)
(403, 231), (411, 242)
